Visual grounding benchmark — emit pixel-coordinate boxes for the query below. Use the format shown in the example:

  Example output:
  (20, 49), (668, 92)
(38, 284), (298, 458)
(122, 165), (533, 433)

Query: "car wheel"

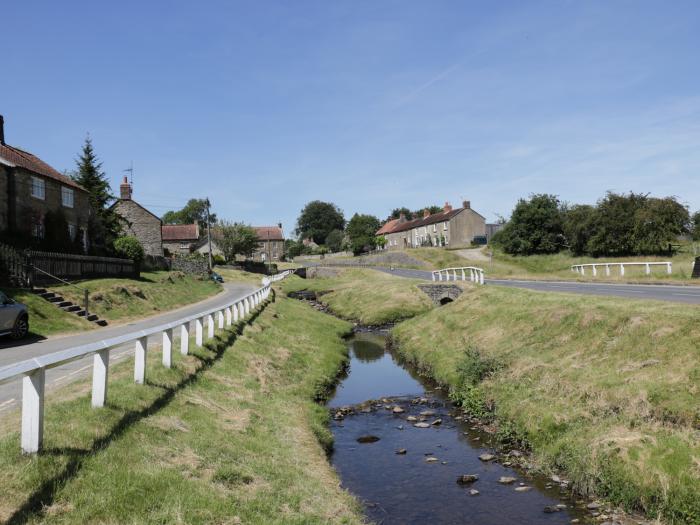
(11, 315), (29, 340)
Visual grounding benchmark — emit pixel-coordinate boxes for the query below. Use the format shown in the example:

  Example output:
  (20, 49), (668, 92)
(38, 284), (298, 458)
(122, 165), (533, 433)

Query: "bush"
(213, 254), (226, 265)
(113, 236), (144, 263)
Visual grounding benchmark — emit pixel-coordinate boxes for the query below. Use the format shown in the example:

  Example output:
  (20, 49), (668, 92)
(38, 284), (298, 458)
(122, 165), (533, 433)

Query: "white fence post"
(162, 328), (173, 368)
(667, 262), (672, 275)
(234, 302), (240, 322)
(645, 263), (651, 275)
(21, 369), (45, 454)
(196, 317), (204, 346)
(207, 313), (215, 339)
(134, 336), (147, 384)
(605, 264), (610, 276)
(592, 265), (597, 276)
(432, 272), (436, 281)
(244, 298), (251, 316)
(91, 349), (109, 408)
(218, 310), (225, 329)
(479, 269), (484, 285)
(225, 306), (232, 326)
(581, 266), (585, 276)
(180, 323), (190, 355)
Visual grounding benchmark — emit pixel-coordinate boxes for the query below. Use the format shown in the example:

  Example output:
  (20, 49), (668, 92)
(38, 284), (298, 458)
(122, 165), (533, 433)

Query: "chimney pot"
(0, 115), (5, 145)
(120, 177), (132, 200)
(463, 200), (471, 209)
(443, 201), (452, 212)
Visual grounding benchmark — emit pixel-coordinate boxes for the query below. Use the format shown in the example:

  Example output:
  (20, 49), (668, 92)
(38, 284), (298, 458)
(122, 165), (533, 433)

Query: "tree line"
(492, 192), (699, 257)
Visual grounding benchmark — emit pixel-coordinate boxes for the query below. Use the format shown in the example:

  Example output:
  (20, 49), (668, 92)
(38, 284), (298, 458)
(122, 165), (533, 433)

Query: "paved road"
(0, 281), (257, 413)
(359, 266), (700, 305)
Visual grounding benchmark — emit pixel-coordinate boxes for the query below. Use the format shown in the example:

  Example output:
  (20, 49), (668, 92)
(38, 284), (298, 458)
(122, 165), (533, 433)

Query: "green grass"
(281, 268), (434, 325)
(391, 285), (700, 523)
(0, 294), (363, 524)
(52, 271), (222, 324)
(5, 288), (95, 337)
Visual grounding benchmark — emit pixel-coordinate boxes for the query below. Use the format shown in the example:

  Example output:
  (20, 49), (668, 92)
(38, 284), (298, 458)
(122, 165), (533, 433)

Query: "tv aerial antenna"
(123, 161), (134, 185)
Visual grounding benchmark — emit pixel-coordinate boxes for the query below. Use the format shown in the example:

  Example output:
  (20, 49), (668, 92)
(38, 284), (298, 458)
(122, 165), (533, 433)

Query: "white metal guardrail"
(432, 267), (485, 285)
(0, 270), (294, 454)
(571, 262), (672, 277)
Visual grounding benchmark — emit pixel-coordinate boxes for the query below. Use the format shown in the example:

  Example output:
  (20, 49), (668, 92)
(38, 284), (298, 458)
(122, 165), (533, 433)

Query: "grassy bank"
(392, 286), (700, 523)
(52, 271), (221, 325)
(0, 294), (363, 524)
(281, 268), (433, 325)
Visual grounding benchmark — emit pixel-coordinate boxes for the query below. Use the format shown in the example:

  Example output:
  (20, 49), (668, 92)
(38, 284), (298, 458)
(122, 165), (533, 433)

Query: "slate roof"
(254, 226), (284, 241)
(0, 142), (85, 191)
(162, 223), (200, 241)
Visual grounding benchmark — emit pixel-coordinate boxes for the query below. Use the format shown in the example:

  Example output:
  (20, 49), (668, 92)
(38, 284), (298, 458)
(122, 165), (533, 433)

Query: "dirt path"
(454, 247), (490, 261)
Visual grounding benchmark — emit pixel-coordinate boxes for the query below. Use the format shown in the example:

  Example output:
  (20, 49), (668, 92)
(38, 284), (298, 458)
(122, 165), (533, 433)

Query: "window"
(31, 177), (45, 200)
(443, 222), (448, 230)
(68, 223), (77, 241)
(433, 224), (437, 232)
(31, 216), (45, 238)
(61, 187), (74, 208)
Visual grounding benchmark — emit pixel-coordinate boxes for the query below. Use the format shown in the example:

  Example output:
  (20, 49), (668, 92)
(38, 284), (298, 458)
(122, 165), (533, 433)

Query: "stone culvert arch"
(417, 284), (463, 306)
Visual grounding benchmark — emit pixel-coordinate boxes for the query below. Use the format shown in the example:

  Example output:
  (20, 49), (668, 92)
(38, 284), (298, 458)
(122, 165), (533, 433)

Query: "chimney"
(120, 176), (132, 200)
(443, 201), (452, 213)
(399, 212), (406, 221)
(423, 209), (431, 218)
(0, 115), (5, 145)
(462, 200), (471, 209)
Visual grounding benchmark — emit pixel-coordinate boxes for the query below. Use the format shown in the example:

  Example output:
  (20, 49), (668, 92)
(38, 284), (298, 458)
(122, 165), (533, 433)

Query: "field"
(281, 268), (433, 325)
(0, 294), (363, 524)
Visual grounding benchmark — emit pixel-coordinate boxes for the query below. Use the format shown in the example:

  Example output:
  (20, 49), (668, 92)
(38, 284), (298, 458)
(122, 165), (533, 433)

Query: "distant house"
(0, 115), (90, 250)
(162, 223), (199, 256)
(252, 225), (285, 262)
(302, 237), (319, 250)
(377, 201), (486, 250)
(112, 177), (163, 256)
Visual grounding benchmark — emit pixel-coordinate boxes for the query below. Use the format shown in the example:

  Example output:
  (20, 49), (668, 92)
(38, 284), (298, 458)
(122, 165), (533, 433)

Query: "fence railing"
(432, 267), (485, 285)
(0, 270), (293, 454)
(29, 251), (136, 285)
(262, 269), (295, 284)
(571, 262), (672, 277)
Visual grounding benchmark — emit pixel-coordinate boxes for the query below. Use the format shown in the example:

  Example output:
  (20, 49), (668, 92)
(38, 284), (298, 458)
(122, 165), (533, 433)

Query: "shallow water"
(328, 331), (590, 525)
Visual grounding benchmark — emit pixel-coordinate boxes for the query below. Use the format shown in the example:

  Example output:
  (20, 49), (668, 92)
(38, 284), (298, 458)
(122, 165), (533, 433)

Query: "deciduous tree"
(218, 221), (259, 261)
(346, 213), (381, 255)
(295, 201), (345, 245)
(162, 198), (216, 232)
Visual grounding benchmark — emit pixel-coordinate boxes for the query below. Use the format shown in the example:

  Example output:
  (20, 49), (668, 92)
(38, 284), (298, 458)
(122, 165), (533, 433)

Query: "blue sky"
(2, 1), (700, 234)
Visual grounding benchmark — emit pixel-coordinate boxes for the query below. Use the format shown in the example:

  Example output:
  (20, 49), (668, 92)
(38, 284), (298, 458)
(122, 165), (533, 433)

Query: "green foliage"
(161, 198), (215, 232)
(295, 200), (345, 244)
(346, 213), (381, 255)
(113, 236), (145, 263)
(492, 194), (566, 255)
(71, 136), (122, 255)
(213, 254), (226, 265)
(692, 211), (700, 241)
(285, 239), (311, 258)
(388, 207), (413, 220)
(217, 221), (260, 260)
(562, 204), (596, 256)
(325, 229), (345, 253)
(375, 235), (387, 248)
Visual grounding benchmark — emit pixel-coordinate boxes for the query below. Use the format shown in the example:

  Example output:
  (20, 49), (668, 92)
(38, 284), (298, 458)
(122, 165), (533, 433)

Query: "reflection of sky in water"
(329, 332), (424, 407)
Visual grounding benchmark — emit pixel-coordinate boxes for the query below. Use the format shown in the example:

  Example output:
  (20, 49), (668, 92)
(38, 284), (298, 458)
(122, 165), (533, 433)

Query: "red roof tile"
(253, 226), (284, 241)
(0, 143), (85, 191)
(162, 223), (199, 241)
(376, 218), (401, 235)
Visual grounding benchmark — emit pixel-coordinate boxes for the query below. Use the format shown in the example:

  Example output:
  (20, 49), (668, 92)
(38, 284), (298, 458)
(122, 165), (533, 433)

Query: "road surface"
(0, 281), (257, 413)
(365, 266), (700, 305)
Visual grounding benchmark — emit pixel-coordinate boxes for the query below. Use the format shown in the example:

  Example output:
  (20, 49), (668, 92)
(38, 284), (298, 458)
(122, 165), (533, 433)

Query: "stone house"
(379, 201), (486, 250)
(162, 223), (199, 256)
(0, 115), (91, 250)
(112, 177), (163, 256)
(252, 225), (284, 262)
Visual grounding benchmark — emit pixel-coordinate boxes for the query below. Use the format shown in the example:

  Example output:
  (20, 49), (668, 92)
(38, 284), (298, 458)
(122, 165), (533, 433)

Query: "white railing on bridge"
(571, 262), (672, 277)
(432, 267), (485, 285)
(0, 270), (294, 454)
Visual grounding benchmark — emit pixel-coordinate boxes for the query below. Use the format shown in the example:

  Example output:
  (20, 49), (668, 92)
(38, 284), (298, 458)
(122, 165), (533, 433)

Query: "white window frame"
(31, 217), (45, 238)
(61, 187), (74, 208)
(443, 222), (448, 230)
(68, 223), (77, 241)
(433, 224), (437, 232)
(31, 176), (45, 200)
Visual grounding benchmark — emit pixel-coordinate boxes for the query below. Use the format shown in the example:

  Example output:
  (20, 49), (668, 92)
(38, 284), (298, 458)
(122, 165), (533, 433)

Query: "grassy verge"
(5, 289), (95, 337)
(52, 271), (221, 325)
(0, 293), (363, 524)
(392, 285), (700, 523)
(281, 268), (433, 325)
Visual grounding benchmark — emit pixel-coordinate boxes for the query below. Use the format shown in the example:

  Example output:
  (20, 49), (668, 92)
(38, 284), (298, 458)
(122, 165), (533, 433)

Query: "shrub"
(113, 236), (144, 263)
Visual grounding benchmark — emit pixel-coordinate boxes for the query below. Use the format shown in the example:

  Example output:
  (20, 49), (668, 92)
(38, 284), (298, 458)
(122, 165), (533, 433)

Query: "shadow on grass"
(5, 291), (275, 525)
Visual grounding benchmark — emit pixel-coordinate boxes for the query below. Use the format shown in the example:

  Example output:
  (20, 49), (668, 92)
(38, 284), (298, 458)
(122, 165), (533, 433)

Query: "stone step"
(39, 292), (56, 299)
(57, 301), (73, 308)
(87, 314), (99, 322)
(94, 319), (109, 327)
(48, 296), (64, 303)
(63, 305), (81, 312)
(33, 288), (47, 295)
(76, 310), (87, 317)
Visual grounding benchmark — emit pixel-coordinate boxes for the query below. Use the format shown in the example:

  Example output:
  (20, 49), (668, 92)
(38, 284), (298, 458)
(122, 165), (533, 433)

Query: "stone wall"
(113, 200), (163, 256)
(417, 284), (463, 305)
(449, 209), (486, 248)
(253, 239), (285, 261)
(171, 256), (208, 275)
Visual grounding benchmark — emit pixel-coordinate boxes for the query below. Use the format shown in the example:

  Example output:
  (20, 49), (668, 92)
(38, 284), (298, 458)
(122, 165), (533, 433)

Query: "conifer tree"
(71, 136), (121, 254)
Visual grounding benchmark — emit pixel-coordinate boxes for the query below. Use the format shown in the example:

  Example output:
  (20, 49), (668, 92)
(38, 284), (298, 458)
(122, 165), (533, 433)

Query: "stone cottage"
(378, 201), (486, 250)
(162, 223), (200, 256)
(0, 115), (91, 250)
(112, 177), (163, 256)
(252, 225), (285, 262)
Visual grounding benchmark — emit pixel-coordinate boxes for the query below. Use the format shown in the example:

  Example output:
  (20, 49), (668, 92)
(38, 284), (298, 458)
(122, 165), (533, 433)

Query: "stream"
(328, 330), (593, 525)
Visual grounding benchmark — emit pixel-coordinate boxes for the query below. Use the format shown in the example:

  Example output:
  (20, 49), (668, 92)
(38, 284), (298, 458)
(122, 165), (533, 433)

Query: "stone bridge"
(417, 284), (463, 305)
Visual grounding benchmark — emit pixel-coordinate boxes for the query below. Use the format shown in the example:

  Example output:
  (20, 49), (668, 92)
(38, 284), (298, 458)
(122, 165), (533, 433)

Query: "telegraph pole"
(206, 198), (213, 271)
